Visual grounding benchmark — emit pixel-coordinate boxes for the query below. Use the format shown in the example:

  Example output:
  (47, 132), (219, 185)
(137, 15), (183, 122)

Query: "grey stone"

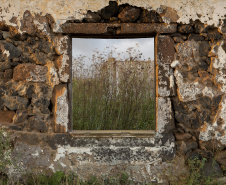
(3, 42), (22, 59)
(201, 158), (223, 178)
(13, 110), (28, 123)
(2, 95), (29, 110)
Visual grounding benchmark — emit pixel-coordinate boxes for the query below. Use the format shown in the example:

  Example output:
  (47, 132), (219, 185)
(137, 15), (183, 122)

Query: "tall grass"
(72, 57), (155, 130)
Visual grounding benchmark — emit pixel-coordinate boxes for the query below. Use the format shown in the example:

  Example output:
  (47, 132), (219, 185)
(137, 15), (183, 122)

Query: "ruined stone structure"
(0, 0), (226, 183)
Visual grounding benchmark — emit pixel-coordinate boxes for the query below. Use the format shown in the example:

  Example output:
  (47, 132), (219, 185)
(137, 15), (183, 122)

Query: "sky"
(72, 38), (154, 68)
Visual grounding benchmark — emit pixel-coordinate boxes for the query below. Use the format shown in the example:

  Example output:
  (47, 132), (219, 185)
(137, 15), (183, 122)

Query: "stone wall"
(0, 0), (226, 183)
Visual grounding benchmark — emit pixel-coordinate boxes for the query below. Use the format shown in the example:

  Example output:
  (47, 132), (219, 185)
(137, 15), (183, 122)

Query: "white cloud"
(72, 38), (154, 67)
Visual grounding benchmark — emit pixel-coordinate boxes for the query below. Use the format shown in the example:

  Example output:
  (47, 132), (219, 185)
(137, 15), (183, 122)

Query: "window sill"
(70, 130), (155, 138)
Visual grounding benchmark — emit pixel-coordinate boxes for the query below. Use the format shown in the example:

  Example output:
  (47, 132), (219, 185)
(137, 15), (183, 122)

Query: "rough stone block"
(118, 6), (141, 23)
(157, 64), (176, 97)
(0, 110), (16, 124)
(158, 6), (179, 23)
(178, 24), (194, 33)
(139, 10), (162, 23)
(3, 42), (22, 59)
(28, 115), (51, 133)
(13, 63), (48, 82)
(2, 95), (29, 110)
(215, 150), (226, 170)
(100, 1), (119, 19)
(53, 36), (70, 83)
(156, 97), (175, 134)
(13, 110), (28, 123)
(0, 60), (11, 72)
(156, 35), (175, 65)
(51, 84), (69, 132)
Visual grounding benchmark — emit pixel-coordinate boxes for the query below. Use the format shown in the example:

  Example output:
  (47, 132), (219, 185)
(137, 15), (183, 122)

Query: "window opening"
(72, 38), (155, 130)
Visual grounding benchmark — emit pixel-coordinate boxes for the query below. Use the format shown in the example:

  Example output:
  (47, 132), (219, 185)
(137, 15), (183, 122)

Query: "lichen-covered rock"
(157, 6), (179, 23)
(52, 36), (69, 82)
(3, 42), (22, 59)
(13, 110), (28, 123)
(51, 84), (68, 132)
(178, 24), (194, 33)
(31, 52), (48, 65)
(156, 97), (175, 133)
(38, 40), (53, 54)
(27, 114), (51, 133)
(20, 10), (36, 35)
(139, 10), (162, 23)
(45, 61), (60, 87)
(13, 63), (48, 82)
(30, 97), (50, 114)
(194, 22), (210, 33)
(2, 95), (29, 110)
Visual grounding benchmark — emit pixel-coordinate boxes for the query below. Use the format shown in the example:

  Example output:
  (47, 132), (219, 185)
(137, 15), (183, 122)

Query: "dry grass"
(72, 57), (155, 130)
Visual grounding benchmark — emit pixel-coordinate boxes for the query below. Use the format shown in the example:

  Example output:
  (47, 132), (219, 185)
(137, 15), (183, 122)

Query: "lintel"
(61, 23), (177, 35)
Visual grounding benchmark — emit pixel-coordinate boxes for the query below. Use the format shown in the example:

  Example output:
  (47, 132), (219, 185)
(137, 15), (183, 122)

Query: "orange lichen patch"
(45, 61), (59, 87)
(53, 124), (67, 133)
(13, 64), (33, 81)
(200, 121), (208, 132)
(0, 21), (9, 31)
(0, 110), (16, 124)
(13, 63), (48, 82)
(54, 55), (63, 70)
(198, 71), (212, 79)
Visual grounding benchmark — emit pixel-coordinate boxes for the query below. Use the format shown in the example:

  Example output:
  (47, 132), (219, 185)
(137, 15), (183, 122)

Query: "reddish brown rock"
(156, 35), (175, 65)
(0, 110), (16, 124)
(13, 63), (48, 82)
(118, 6), (141, 23)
